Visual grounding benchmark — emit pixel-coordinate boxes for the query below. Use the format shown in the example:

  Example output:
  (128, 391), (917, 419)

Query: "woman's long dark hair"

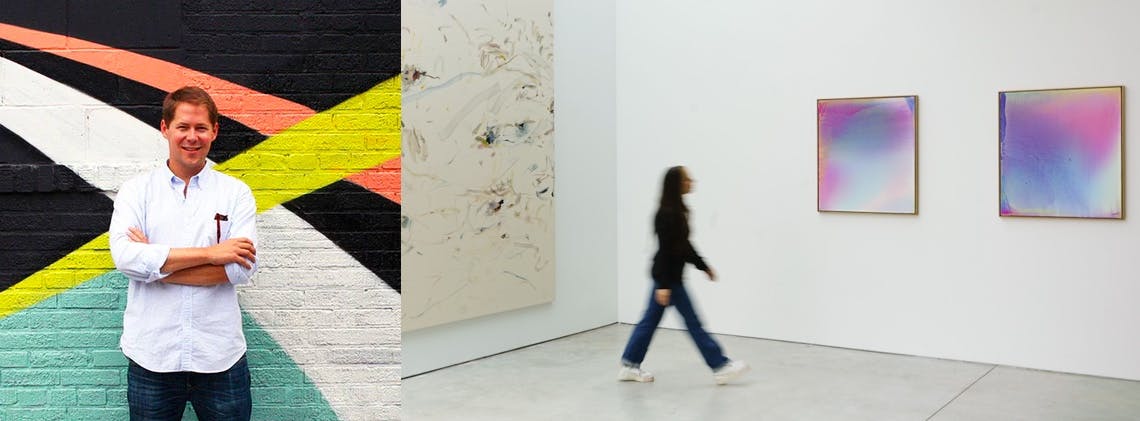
(659, 166), (688, 214)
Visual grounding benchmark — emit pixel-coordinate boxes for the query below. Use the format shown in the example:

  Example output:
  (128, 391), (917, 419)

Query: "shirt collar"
(160, 161), (214, 190)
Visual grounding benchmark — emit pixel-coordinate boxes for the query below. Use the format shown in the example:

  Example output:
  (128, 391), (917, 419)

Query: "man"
(109, 86), (258, 420)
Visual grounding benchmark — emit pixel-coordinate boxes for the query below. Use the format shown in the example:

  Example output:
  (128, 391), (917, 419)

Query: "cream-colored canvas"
(401, 0), (555, 331)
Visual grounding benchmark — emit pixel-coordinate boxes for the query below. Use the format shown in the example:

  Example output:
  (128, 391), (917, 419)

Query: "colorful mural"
(0, 3), (400, 420)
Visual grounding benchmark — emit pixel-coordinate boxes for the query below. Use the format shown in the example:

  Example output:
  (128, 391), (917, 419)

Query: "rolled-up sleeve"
(224, 184), (258, 286)
(109, 178), (171, 283)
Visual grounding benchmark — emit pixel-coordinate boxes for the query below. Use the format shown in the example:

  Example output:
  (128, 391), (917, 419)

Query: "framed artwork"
(999, 86), (1123, 219)
(817, 95), (918, 214)
(402, 0), (556, 331)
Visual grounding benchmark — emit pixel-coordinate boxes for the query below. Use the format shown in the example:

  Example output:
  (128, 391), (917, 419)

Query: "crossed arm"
(109, 178), (259, 287)
(124, 227), (256, 286)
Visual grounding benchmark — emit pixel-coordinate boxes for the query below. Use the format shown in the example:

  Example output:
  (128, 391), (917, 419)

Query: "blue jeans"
(621, 283), (728, 370)
(127, 355), (252, 421)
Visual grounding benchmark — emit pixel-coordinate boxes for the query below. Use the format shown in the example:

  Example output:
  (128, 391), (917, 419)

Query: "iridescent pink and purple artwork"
(818, 95), (917, 214)
(999, 86), (1123, 218)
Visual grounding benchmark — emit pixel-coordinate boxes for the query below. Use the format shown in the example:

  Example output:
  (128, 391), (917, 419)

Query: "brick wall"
(0, 2), (400, 420)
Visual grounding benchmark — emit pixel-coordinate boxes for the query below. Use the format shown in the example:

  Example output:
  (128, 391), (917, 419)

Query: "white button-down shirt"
(109, 162), (257, 373)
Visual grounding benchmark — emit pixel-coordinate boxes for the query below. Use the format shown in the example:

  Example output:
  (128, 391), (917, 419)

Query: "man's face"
(161, 102), (217, 177)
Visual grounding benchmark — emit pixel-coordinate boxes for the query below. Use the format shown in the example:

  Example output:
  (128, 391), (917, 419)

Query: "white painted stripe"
(241, 206), (401, 420)
(0, 57), (169, 191)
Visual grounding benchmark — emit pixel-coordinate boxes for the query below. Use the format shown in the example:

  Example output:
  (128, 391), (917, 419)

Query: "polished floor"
(403, 324), (1140, 420)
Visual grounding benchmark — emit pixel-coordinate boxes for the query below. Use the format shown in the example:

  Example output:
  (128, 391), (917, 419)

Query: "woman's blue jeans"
(621, 283), (728, 370)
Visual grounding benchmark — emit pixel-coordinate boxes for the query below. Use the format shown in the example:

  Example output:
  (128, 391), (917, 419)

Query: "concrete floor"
(403, 324), (1140, 420)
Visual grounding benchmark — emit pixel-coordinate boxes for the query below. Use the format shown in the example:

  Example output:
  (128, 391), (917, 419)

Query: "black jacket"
(650, 207), (709, 290)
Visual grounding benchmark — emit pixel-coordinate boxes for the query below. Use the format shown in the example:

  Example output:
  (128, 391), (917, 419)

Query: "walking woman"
(618, 166), (749, 385)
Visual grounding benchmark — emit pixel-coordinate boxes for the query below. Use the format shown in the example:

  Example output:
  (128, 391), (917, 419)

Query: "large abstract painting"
(999, 86), (1123, 219)
(818, 95), (918, 214)
(402, 0), (555, 331)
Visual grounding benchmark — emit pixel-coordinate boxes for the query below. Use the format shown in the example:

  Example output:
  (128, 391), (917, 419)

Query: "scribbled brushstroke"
(402, 0), (555, 331)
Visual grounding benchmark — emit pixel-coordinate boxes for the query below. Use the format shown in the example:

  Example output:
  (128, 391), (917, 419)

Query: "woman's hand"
(655, 289), (671, 306)
(704, 267), (717, 282)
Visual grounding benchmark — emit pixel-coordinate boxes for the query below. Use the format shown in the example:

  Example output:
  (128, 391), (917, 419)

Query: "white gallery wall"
(616, 0), (1140, 381)
(403, 0), (617, 376)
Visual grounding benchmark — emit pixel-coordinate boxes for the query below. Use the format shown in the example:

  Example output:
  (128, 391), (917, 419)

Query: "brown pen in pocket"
(214, 213), (228, 244)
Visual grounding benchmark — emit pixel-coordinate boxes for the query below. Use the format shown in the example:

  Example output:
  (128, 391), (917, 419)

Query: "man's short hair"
(162, 86), (219, 127)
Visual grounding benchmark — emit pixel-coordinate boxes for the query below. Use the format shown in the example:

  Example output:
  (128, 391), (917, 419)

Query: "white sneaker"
(713, 360), (750, 385)
(618, 366), (655, 382)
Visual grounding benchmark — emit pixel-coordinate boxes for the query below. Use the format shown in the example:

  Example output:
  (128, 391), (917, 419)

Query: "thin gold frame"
(816, 94), (919, 215)
(997, 85), (1125, 220)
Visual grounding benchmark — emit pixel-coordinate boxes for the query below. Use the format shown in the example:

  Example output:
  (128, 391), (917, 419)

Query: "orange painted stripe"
(345, 157), (402, 204)
(0, 79), (402, 320)
(0, 22), (314, 135)
(0, 22), (395, 199)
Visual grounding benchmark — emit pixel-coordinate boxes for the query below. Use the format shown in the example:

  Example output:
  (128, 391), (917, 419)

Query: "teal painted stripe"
(0, 272), (339, 420)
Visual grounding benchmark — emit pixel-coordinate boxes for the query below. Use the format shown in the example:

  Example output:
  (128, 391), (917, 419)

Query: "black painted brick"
(304, 34), (399, 53)
(252, 34), (313, 52)
(330, 73), (389, 90)
(317, 0), (399, 13)
(180, 34), (259, 52)
(354, 251), (400, 270)
(0, 193), (111, 212)
(285, 191), (398, 211)
(182, 0), (255, 12)
(0, 234), (106, 251)
(249, 0), (322, 11)
(66, 0), (181, 48)
(301, 53), (367, 72)
(364, 53), (400, 73)
(273, 94), (370, 109)
(0, 0), (69, 35)
(0, 168), (13, 193)
(35, 166), (55, 192)
(184, 53), (306, 73)
(377, 271), (399, 289)
(243, 73), (339, 94)
(1, 125), (53, 165)
(210, 126), (268, 163)
(0, 166), (103, 193)
(0, 213), (112, 232)
(184, 14), (306, 33)
(311, 232), (399, 249)
(300, 14), (373, 32)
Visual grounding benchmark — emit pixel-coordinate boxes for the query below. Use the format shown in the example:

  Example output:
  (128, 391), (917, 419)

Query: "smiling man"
(108, 86), (259, 420)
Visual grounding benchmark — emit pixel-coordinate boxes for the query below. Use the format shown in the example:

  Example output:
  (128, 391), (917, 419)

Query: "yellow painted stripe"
(0, 77), (401, 319)
(216, 77), (402, 212)
(0, 234), (113, 319)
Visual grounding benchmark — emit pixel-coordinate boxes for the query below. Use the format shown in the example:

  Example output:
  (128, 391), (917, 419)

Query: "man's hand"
(655, 289), (671, 306)
(127, 227), (149, 244)
(207, 238), (257, 269)
(704, 267), (717, 282)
